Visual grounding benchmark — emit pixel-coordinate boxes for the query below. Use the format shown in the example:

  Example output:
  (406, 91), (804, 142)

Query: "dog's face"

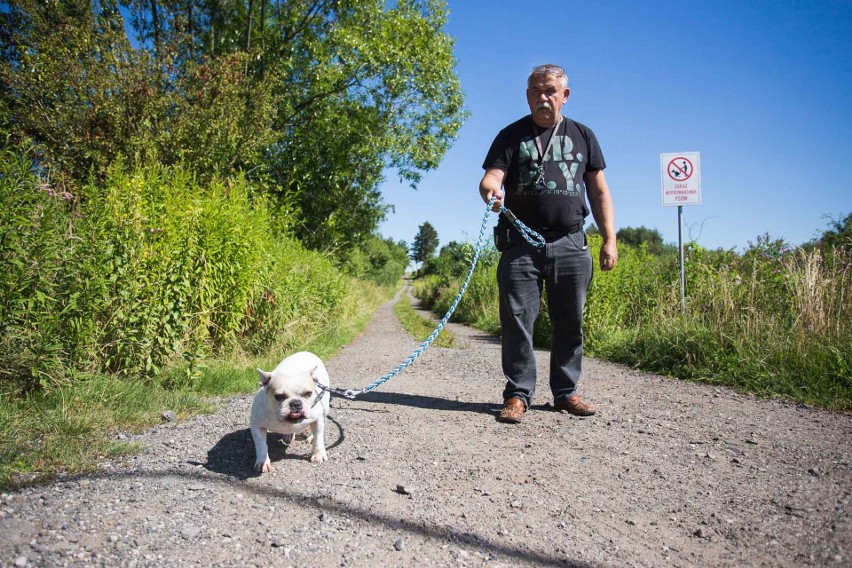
(257, 366), (320, 424)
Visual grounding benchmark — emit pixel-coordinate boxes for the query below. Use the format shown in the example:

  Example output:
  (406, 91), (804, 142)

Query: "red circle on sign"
(667, 157), (694, 182)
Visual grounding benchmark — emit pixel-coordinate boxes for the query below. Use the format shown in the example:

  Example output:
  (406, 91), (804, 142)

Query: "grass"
(394, 290), (455, 348)
(0, 374), (209, 487)
(0, 281), (392, 491)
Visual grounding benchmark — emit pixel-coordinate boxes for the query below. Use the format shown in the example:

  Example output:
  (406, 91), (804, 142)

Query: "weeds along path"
(2, 284), (850, 567)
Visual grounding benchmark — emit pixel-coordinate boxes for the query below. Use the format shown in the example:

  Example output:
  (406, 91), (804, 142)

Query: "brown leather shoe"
(554, 395), (597, 416)
(497, 397), (526, 423)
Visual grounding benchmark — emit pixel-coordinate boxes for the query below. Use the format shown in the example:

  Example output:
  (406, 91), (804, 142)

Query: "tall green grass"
(414, 234), (851, 410)
(0, 148), (360, 393)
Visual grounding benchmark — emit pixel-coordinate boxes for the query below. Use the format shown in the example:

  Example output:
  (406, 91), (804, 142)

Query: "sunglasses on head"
(531, 64), (566, 77)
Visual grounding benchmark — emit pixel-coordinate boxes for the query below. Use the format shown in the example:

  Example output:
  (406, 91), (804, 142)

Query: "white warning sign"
(660, 152), (701, 206)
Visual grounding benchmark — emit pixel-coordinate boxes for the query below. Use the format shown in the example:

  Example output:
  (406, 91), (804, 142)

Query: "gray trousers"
(497, 231), (593, 407)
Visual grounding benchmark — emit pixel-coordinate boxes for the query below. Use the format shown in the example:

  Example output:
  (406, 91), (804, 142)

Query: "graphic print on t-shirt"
(516, 133), (584, 197)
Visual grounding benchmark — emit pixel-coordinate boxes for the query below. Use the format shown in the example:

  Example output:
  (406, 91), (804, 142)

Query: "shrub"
(338, 236), (409, 287)
(59, 164), (276, 378)
(0, 145), (73, 392)
(0, 151), (357, 394)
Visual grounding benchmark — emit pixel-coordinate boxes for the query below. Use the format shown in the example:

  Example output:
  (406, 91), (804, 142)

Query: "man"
(479, 64), (617, 423)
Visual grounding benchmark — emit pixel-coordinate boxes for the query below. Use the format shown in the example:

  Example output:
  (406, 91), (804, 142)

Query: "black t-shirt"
(482, 115), (606, 230)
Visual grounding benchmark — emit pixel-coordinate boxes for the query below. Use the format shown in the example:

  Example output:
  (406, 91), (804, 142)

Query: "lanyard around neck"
(532, 115), (562, 165)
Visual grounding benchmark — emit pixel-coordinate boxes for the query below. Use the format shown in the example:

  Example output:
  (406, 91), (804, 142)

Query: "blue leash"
(331, 198), (544, 399)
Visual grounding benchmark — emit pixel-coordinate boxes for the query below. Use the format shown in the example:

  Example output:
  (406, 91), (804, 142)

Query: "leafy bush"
(583, 233), (675, 350)
(61, 164), (282, 380)
(338, 236), (409, 287)
(0, 146), (72, 391)
(240, 239), (350, 357)
(413, 241), (500, 334)
(0, 151), (359, 394)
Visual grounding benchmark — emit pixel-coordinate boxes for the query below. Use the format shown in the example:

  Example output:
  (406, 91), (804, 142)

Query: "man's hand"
(599, 240), (618, 271)
(584, 169), (617, 271)
(480, 168), (506, 212)
(486, 188), (504, 211)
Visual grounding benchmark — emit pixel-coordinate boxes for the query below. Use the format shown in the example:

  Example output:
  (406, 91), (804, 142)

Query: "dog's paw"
(254, 460), (272, 473)
(310, 451), (328, 464)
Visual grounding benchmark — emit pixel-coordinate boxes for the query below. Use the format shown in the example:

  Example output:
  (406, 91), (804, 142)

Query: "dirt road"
(2, 287), (850, 567)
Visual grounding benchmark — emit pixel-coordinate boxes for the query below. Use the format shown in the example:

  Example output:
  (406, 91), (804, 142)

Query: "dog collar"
(311, 382), (330, 408)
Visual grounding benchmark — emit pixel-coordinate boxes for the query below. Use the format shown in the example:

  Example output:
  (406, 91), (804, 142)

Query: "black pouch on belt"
(493, 215), (516, 252)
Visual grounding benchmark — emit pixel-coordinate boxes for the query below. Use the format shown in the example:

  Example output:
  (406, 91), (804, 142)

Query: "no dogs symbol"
(667, 157), (694, 181)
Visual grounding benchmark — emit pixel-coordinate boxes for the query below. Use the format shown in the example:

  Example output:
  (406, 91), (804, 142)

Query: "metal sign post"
(678, 205), (685, 312)
(660, 152), (702, 313)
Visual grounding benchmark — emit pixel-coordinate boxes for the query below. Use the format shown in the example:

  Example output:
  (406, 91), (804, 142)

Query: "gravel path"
(2, 285), (850, 567)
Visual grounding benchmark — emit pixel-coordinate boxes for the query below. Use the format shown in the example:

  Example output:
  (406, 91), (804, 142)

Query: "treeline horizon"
(585, 218), (852, 254)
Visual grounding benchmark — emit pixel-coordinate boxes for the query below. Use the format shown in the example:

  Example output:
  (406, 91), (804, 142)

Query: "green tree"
(411, 221), (439, 265)
(421, 240), (473, 277)
(1, 0), (154, 189)
(339, 235), (409, 286)
(254, 0), (467, 249)
(616, 226), (672, 255)
(2, 0), (467, 251)
(807, 213), (852, 249)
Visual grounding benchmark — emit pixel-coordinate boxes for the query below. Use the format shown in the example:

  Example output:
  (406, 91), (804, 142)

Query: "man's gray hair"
(528, 64), (569, 89)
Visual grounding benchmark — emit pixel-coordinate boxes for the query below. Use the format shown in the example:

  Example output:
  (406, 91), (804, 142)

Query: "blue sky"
(378, 0), (852, 253)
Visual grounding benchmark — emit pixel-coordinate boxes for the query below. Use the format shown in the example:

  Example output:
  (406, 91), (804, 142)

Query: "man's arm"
(584, 169), (618, 271)
(480, 168), (506, 212)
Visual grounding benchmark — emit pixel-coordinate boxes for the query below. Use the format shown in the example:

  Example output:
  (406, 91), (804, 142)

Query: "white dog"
(250, 352), (331, 471)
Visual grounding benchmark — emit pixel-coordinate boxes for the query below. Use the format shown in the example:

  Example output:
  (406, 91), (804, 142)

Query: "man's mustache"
(536, 103), (552, 111)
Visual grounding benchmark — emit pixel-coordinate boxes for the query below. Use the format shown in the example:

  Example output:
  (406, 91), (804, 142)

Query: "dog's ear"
(310, 365), (321, 384)
(257, 369), (272, 388)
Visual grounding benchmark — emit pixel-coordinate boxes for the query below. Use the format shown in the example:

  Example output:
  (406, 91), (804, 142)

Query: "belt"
(537, 223), (583, 242)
